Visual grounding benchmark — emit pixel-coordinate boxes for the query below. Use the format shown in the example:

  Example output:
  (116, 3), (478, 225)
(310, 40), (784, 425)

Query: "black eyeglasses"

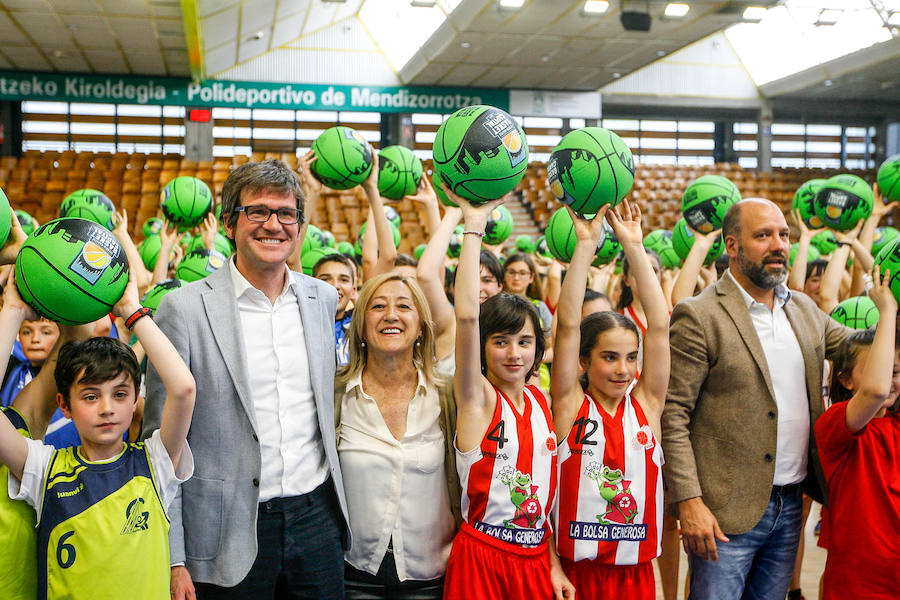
(233, 205), (302, 225)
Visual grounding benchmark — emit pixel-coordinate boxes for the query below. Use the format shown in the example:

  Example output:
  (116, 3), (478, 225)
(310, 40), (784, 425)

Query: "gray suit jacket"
(661, 274), (851, 534)
(143, 266), (350, 586)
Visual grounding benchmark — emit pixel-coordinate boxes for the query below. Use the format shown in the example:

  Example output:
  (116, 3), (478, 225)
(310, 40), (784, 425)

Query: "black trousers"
(195, 478), (345, 600)
(344, 550), (444, 600)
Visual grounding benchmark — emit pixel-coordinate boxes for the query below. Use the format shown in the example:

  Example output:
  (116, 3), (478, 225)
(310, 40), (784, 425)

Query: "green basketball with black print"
(311, 126), (374, 190)
(60, 189), (115, 230)
(160, 176), (213, 229)
(15, 218), (129, 325)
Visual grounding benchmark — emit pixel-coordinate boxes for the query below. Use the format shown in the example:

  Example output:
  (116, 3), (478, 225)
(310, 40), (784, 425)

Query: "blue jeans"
(688, 488), (802, 600)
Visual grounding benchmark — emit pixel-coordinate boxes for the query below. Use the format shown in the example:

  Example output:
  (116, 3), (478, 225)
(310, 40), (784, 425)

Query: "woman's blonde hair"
(337, 272), (445, 388)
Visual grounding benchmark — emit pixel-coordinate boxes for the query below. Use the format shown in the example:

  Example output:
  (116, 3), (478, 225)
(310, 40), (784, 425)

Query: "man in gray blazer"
(144, 160), (350, 599)
(662, 199), (850, 600)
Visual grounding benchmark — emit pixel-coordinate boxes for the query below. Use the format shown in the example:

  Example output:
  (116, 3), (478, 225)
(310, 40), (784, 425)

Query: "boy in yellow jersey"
(0, 276), (94, 600)
(0, 269), (196, 600)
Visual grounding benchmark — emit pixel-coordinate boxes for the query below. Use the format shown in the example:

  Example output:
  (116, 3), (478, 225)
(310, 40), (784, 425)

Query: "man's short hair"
(55, 337), (141, 408)
(722, 202), (744, 242)
(220, 159), (305, 232)
(312, 253), (357, 284)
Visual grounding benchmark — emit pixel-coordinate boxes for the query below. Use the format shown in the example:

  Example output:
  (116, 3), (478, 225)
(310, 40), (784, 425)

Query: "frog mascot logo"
(498, 466), (543, 529)
(586, 462), (639, 525)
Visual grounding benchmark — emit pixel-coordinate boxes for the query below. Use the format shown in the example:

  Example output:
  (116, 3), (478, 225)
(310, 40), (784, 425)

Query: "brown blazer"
(661, 273), (851, 534)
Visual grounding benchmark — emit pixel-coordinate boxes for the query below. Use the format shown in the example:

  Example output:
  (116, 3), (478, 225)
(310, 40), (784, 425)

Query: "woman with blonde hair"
(336, 271), (460, 599)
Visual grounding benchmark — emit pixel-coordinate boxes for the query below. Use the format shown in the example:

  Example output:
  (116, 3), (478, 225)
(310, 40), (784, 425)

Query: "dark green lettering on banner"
(0, 72), (508, 114)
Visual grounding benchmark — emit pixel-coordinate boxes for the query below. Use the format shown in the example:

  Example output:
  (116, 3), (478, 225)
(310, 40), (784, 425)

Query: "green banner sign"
(0, 71), (509, 114)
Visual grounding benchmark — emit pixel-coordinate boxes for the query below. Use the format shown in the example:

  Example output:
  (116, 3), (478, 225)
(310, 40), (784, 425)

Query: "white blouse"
(338, 370), (455, 581)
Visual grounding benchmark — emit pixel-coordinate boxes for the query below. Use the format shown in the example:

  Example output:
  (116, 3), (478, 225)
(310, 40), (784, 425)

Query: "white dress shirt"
(727, 270), (809, 485)
(338, 370), (455, 581)
(230, 261), (328, 502)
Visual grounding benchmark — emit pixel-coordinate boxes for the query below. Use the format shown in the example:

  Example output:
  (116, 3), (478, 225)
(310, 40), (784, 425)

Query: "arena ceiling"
(0, 0), (896, 106)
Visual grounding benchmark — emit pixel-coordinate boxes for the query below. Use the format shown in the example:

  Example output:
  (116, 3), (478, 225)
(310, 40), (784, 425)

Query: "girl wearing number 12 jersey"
(443, 188), (558, 600)
(549, 202), (669, 600)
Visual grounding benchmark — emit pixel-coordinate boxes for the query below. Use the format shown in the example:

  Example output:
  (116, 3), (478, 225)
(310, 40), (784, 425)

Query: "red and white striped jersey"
(457, 384), (558, 548)
(554, 393), (664, 564)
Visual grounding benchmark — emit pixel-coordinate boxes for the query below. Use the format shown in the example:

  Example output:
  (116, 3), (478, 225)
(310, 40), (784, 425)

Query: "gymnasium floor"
(654, 503), (827, 599)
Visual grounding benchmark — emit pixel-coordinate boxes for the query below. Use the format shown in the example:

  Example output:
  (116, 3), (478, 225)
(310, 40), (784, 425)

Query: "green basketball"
(535, 236), (551, 258)
(433, 105), (528, 204)
(311, 126), (374, 190)
(874, 236), (900, 304)
(161, 176), (213, 229)
(353, 221), (401, 258)
(176, 248), (227, 282)
(593, 221), (622, 267)
(414, 244), (426, 260)
(792, 179), (827, 229)
(672, 218), (724, 267)
(484, 206), (514, 245)
(658, 245), (683, 269)
(138, 235), (178, 271)
(301, 246), (340, 277)
(143, 217), (163, 238)
(789, 243), (820, 266)
(302, 224), (324, 255)
(60, 189), (115, 231)
(319, 230), (336, 248)
(384, 206), (401, 228)
(810, 230), (838, 255)
(447, 224), (464, 259)
(877, 154), (900, 203)
(813, 174), (873, 231)
(188, 232), (233, 258)
(830, 296), (879, 330)
(681, 175), (741, 234)
(872, 226), (900, 258)
(515, 235), (535, 254)
(141, 279), (186, 313)
(643, 229), (673, 253)
(337, 241), (355, 257)
(15, 209), (34, 236)
(378, 145), (423, 200)
(547, 127), (635, 215)
(545, 207), (578, 262)
(15, 218), (128, 325)
(433, 171), (456, 207)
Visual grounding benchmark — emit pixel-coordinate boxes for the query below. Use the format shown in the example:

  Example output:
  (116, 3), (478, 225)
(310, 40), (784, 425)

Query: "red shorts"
(443, 522), (552, 600)
(561, 557), (655, 600)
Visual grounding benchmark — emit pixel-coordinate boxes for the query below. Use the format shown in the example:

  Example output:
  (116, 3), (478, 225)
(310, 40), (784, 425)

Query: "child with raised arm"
(0, 269), (196, 600)
(443, 187), (559, 600)
(816, 265), (899, 600)
(551, 200), (669, 600)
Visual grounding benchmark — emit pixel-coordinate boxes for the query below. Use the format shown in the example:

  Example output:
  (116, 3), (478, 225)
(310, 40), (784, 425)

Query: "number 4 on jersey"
(487, 420), (509, 449)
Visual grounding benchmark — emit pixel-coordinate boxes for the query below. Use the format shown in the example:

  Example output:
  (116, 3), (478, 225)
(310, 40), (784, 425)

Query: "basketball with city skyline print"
(433, 105), (528, 204)
(15, 218), (128, 325)
(547, 127), (634, 216)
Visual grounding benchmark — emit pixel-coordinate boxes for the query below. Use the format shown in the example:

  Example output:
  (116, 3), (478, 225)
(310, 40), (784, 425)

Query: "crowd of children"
(0, 151), (898, 600)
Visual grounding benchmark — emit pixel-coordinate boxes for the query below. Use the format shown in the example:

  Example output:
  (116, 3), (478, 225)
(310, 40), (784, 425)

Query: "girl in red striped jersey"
(442, 187), (560, 600)
(549, 201), (670, 600)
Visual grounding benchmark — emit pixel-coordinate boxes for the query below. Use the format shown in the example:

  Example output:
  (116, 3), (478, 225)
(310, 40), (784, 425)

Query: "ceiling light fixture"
(823, 79), (833, 86)
(460, 41), (471, 48)
(321, 0), (348, 3)
(582, 0), (609, 15)
(741, 6), (766, 23)
(411, 0), (436, 6)
(815, 8), (840, 26)
(664, 3), (690, 18)
(498, 0), (525, 9)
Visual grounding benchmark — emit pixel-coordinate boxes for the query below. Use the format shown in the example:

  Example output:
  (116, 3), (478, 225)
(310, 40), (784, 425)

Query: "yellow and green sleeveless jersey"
(37, 441), (170, 600)
(1, 406), (37, 600)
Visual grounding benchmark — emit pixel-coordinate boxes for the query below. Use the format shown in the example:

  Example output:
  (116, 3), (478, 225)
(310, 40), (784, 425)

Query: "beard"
(737, 245), (788, 289)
